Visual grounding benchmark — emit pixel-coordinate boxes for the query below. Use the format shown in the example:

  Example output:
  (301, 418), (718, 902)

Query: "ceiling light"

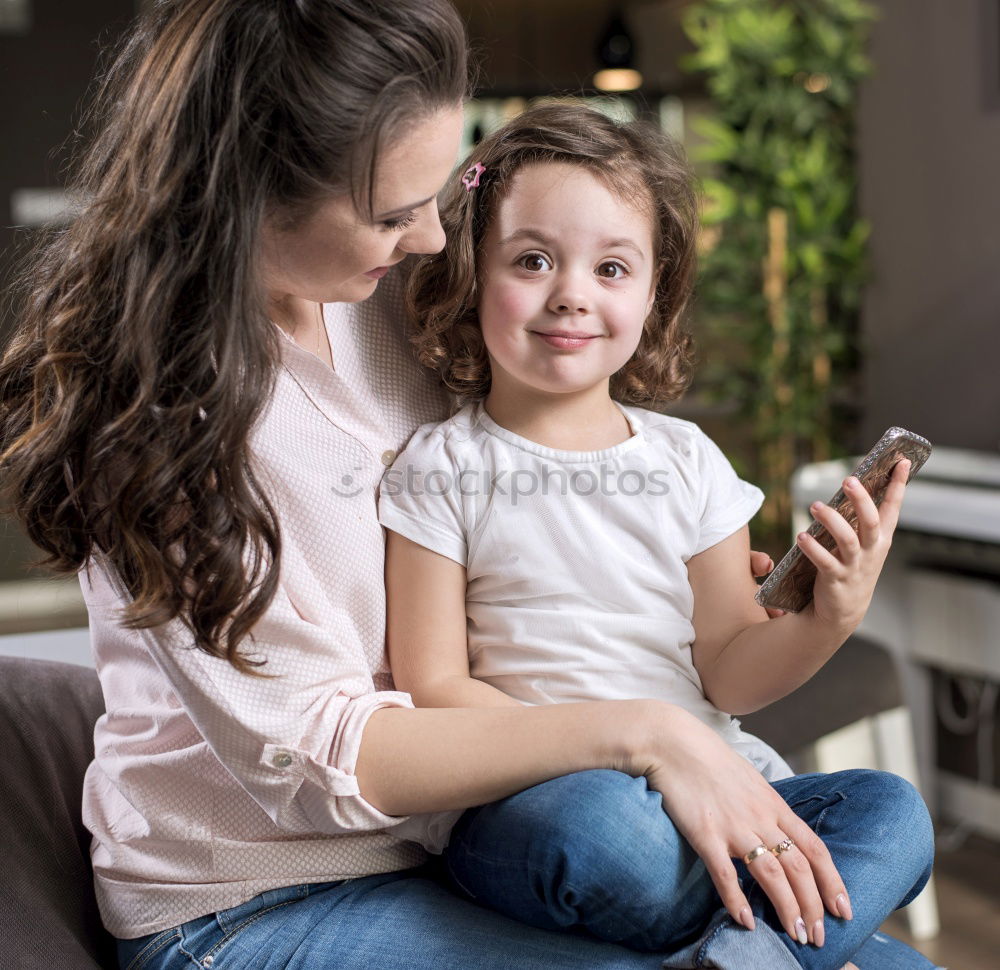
(594, 68), (644, 92)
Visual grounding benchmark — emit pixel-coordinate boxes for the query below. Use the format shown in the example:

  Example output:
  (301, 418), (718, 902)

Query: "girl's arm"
(689, 460), (910, 714)
(385, 529), (521, 708)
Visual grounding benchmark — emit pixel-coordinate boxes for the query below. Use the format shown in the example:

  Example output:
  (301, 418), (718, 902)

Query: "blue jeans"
(443, 769), (937, 969)
(116, 870), (675, 969)
(117, 769), (937, 970)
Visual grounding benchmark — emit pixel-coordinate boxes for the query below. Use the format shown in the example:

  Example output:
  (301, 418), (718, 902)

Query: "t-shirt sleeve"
(692, 430), (765, 555)
(378, 422), (470, 567)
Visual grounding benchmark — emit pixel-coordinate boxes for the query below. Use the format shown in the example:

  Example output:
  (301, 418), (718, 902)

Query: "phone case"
(754, 427), (932, 613)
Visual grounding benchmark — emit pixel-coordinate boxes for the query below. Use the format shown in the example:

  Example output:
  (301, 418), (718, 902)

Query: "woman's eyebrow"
(374, 195), (435, 220)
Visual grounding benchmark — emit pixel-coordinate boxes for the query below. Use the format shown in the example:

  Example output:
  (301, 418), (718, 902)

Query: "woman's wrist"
(613, 698), (692, 779)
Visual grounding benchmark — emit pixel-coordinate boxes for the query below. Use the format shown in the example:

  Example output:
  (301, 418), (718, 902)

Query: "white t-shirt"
(379, 400), (792, 781)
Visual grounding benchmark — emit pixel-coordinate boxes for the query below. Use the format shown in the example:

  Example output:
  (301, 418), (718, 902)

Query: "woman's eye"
(597, 261), (627, 279)
(381, 213), (417, 231)
(518, 253), (552, 272)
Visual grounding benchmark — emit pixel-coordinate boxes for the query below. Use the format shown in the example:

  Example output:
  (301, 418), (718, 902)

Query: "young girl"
(378, 103), (935, 970)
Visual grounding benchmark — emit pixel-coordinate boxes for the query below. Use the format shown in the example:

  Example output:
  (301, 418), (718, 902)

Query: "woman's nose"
(399, 204), (446, 256)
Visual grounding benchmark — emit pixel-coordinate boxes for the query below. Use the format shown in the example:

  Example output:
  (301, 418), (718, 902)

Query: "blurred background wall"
(858, 0), (1000, 452)
(4, 0), (997, 454)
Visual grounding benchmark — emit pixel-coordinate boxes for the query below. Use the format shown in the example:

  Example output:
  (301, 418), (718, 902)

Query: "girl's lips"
(364, 266), (391, 280)
(531, 331), (599, 350)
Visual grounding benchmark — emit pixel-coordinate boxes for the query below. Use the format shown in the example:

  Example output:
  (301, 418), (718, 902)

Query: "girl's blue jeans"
(117, 768), (938, 970)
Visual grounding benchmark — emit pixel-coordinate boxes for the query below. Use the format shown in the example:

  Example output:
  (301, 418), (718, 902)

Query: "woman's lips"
(531, 331), (599, 350)
(364, 265), (391, 280)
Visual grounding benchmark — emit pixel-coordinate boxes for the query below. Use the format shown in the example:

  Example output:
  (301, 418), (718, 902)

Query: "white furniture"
(0, 624), (92, 667)
(791, 445), (1000, 940)
(792, 445), (1000, 793)
(0, 575), (91, 666)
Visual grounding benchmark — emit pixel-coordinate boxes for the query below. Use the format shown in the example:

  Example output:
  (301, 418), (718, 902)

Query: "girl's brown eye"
(597, 261), (625, 279)
(519, 253), (551, 272)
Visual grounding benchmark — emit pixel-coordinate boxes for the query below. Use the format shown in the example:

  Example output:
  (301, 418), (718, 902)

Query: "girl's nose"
(547, 272), (591, 315)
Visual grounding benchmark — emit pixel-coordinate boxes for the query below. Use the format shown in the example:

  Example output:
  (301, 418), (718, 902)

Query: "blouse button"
(380, 449), (397, 466)
(271, 751), (293, 769)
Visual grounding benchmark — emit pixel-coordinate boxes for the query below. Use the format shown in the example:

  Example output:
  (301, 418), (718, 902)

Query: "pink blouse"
(80, 270), (452, 938)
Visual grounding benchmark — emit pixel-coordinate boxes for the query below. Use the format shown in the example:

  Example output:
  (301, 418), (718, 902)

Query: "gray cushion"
(739, 634), (904, 755)
(0, 656), (115, 969)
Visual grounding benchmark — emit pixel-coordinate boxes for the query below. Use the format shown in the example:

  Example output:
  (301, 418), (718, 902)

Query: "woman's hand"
(633, 702), (851, 948)
(799, 459), (910, 635)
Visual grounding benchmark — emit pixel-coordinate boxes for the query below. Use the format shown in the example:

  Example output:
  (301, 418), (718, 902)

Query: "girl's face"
(477, 162), (658, 401)
(260, 105), (464, 305)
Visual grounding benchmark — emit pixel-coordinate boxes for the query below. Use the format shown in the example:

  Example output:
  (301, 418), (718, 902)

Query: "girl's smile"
(531, 330), (601, 349)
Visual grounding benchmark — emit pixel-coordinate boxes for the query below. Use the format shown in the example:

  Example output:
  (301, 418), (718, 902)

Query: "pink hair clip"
(462, 162), (486, 191)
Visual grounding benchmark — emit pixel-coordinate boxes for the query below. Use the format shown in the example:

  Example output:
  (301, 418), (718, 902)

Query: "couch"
(0, 656), (115, 969)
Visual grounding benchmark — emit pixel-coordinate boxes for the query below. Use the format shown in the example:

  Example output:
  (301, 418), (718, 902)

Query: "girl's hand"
(749, 549), (785, 618)
(798, 458), (910, 634)
(635, 703), (851, 948)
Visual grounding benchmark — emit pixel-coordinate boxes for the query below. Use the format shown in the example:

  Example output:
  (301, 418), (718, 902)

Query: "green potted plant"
(682, 0), (875, 550)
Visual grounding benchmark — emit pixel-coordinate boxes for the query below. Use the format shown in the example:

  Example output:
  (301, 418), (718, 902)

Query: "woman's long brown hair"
(0, 0), (467, 672)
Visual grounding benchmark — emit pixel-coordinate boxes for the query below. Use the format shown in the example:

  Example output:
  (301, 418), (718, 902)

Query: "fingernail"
(739, 906), (755, 931)
(795, 917), (808, 945)
(836, 893), (854, 921)
(813, 918), (825, 947)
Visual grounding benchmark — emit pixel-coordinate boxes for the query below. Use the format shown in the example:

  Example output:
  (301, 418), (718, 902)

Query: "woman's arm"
(689, 461), (910, 714)
(355, 693), (851, 944)
(385, 529), (521, 708)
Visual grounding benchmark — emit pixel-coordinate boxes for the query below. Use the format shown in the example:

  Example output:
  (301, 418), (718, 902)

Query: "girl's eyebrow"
(500, 227), (556, 247)
(501, 227), (646, 259)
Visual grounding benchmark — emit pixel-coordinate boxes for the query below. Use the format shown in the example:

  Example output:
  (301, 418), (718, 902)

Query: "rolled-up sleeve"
(84, 555), (416, 837)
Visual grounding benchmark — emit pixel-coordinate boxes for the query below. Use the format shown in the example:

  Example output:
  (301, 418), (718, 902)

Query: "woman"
(0, 1), (934, 968)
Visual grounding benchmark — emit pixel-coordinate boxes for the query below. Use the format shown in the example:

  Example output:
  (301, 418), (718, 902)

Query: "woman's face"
(260, 105), (465, 305)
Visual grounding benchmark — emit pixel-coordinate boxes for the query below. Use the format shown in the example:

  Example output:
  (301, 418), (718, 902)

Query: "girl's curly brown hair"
(408, 102), (698, 407)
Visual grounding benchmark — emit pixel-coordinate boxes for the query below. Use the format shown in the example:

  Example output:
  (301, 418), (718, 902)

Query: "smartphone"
(754, 427), (932, 613)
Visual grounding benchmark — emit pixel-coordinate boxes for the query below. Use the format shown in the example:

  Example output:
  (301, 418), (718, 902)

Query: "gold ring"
(770, 838), (795, 856)
(743, 844), (768, 865)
